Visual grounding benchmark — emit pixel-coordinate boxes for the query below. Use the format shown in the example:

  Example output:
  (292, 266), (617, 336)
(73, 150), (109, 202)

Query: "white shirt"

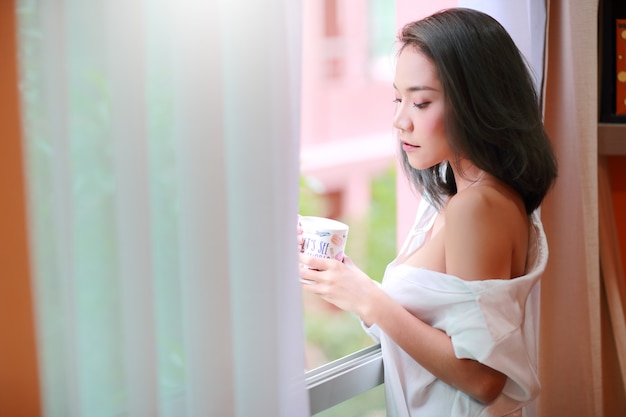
(364, 199), (547, 417)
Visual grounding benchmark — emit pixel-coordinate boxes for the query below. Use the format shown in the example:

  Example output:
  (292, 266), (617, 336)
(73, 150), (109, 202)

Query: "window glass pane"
(368, 0), (397, 81)
(300, 0), (396, 370)
(301, 171), (395, 369)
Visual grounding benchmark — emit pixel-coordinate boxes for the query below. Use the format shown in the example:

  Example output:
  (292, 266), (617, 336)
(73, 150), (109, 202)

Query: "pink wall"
(300, 0), (393, 147)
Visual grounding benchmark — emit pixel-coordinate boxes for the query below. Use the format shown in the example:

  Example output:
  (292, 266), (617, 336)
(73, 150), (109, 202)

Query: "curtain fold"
(219, 0), (307, 414)
(540, 0), (603, 416)
(171, 1), (234, 415)
(18, 0), (308, 416)
(106, 1), (160, 414)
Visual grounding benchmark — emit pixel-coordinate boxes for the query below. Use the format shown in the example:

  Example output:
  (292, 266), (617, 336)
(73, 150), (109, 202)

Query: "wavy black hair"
(398, 8), (557, 214)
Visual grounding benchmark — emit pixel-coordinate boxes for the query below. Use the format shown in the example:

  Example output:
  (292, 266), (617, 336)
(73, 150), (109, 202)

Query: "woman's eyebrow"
(393, 83), (438, 92)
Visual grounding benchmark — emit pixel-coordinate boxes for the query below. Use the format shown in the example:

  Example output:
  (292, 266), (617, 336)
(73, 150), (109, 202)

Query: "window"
(299, 1), (396, 415)
(300, 0), (396, 373)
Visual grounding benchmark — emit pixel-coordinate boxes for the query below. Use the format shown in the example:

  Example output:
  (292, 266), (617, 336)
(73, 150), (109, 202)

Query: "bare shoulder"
(445, 184), (512, 225)
(444, 186), (511, 251)
(444, 184), (528, 280)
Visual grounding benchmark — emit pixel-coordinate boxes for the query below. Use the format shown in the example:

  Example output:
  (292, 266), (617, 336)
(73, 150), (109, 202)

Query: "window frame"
(305, 344), (384, 415)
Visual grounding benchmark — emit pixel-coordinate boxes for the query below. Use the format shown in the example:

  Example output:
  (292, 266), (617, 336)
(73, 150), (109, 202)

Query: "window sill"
(305, 344), (384, 415)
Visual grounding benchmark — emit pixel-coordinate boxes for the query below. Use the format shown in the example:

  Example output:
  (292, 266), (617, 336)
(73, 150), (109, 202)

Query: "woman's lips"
(402, 142), (419, 152)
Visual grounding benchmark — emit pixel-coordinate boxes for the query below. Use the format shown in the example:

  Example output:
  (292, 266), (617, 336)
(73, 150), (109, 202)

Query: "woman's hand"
(299, 254), (380, 322)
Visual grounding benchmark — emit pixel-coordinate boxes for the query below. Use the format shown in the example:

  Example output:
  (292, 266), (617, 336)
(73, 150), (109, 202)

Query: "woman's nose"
(393, 108), (412, 132)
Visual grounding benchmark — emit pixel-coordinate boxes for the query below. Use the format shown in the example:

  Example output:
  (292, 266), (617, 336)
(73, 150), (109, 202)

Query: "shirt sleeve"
(448, 278), (541, 403)
(360, 320), (381, 343)
(451, 213), (547, 404)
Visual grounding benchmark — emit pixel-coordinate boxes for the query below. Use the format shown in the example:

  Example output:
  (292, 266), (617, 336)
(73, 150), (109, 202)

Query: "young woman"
(299, 8), (557, 417)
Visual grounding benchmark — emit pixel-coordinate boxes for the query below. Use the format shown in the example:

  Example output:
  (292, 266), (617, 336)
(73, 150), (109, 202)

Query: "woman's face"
(392, 47), (451, 170)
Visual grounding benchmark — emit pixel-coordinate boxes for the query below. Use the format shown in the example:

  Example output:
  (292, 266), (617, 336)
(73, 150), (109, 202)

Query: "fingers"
(299, 253), (336, 271)
(299, 258), (320, 286)
(299, 254), (332, 285)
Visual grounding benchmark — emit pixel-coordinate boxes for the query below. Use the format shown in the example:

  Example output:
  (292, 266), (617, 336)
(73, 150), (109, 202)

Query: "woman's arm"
(300, 255), (507, 404)
(372, 190), (519, 402)
(363, 289), (507, 404)
(300, 188), (521, 404)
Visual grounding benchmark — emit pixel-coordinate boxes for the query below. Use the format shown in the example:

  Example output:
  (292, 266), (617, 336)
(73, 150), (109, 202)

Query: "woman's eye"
(392, 98), (401, 104)
(413, 102), (430, 109)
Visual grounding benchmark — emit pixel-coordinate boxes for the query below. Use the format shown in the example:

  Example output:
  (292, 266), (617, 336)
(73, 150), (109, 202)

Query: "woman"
(299, 8), (557, 417)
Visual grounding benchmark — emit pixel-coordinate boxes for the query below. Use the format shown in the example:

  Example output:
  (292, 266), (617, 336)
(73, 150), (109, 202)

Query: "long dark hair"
(398, 8), (557, 214)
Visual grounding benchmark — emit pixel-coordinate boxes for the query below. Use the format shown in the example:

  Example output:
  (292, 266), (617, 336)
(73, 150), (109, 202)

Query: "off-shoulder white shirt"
(364, 198), (547, 417)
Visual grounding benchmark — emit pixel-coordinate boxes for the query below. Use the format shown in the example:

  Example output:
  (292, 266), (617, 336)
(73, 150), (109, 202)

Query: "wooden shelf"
(599, 123), (626, 155)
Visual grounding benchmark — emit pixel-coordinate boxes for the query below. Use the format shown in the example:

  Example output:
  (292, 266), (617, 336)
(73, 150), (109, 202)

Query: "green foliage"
(304, 308), (374, 364)
(364, 165), (397, 282)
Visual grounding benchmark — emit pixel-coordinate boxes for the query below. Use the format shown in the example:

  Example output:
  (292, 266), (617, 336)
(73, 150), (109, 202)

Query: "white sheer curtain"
(457, 0), (546, 92)
(17, 0), (308, 416)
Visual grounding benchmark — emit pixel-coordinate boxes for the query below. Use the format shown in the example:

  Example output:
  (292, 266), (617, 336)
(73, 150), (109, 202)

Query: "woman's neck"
(449, 159), (487, 192)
